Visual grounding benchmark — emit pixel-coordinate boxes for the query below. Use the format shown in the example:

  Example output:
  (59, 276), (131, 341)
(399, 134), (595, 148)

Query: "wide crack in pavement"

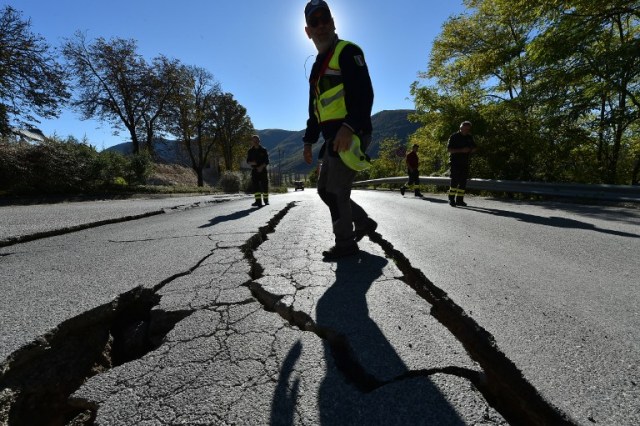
(0, 200), (575, 425)
(244, 202), (575, 425)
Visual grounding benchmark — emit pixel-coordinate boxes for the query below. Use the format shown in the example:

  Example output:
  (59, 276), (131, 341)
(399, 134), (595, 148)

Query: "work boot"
(455, 197), (467, 207)
(414, 189), (423, 197)
(322, 243), (359, 261)
(448, 196), (456, 207)
(400, 186), (406, 196)
(251, 200), (263, 207)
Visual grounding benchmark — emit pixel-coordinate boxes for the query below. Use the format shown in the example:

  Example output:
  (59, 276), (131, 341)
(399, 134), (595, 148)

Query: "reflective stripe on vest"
(314, 40), (358, 124)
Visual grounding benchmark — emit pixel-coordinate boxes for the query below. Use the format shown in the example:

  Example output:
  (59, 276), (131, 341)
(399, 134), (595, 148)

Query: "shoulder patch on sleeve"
(354, 55), (365, 66)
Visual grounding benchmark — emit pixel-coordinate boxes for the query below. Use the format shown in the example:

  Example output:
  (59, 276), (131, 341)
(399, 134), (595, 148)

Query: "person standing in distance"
(247, 135), (270, 207)
(302, 0), (377, 261)
(447, 121), (477, 207)
(400, 144), (423, 197)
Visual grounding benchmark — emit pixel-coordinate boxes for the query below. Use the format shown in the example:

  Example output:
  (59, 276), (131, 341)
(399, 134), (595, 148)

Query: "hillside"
(258, 109), (420, 173)
(107, 109), (420, 173)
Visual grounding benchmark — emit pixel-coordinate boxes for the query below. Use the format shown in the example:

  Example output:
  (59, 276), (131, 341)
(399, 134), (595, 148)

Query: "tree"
(369, 137), (405, 179)
(527, 0), (640, 183)
(138, 56), (182, 158)
(63, 32), (179, 155)
(163, 65), (222, 186)
(413, 0), (640, 184)
(419, 0), (543, 181)
(0, 6), (68, 135)
(210, 92), (254, 172)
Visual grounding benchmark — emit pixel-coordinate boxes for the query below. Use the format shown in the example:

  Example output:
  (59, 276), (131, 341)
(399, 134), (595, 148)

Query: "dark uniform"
(247, 144), (269, 206)
(447, 130), (476, 206)
(303, 36), (376, 257)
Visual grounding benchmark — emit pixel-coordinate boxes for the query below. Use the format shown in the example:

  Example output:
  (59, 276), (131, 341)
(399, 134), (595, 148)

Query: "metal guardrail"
(352, 176), (640, 202)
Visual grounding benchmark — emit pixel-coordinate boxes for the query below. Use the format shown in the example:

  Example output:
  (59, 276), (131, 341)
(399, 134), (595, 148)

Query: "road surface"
(1, 190), (638, 425)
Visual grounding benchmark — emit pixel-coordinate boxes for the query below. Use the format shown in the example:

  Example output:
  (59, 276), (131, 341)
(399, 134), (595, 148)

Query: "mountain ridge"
(107, 109), (420, 173)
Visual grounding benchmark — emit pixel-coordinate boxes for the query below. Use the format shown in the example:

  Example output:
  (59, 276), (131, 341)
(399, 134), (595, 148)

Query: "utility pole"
(277, 147), (282, 186)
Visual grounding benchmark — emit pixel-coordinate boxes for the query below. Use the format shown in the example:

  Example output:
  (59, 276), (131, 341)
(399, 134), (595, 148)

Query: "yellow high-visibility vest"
(313, 40), (358, 124)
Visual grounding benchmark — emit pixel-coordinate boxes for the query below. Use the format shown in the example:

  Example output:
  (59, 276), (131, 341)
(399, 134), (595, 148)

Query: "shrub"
(1, 138), (101, 194)
(0, 140), (25, 191)
(0, 137), (158, 195)
(218, 171), (242, 193)
(91, 150), (128, 187)
(126, 152), (153, 185)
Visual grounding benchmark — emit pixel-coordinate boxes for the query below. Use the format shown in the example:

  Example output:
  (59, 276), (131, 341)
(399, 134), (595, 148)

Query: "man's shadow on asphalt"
(419, 196), (449, 204)
(198, 207), (259, 228)
(270, 252), (466, 425)
(462, 205), (639, 238)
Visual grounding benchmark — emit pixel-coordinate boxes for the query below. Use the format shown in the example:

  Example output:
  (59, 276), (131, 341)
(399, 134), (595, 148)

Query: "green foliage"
(0, 137), (154, 195)
(412, 0), (640, 184)
(127, 152), (153, 185)
(8, 138), (99, 193)
(307, 167), (319, 186)
(369, 137), (405, 179)
(93, 150), (129, 186)
(408, 127), (448, 176)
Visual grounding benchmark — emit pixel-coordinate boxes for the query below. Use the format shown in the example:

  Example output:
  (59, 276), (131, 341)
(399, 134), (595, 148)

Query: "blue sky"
(11, 0), (466, 150)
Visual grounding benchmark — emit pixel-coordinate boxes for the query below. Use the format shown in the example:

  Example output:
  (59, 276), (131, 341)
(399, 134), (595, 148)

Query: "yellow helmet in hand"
(339, 134), (371, 171)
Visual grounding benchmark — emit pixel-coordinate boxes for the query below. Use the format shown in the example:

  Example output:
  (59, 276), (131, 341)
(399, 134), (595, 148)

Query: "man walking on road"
(447, 121), (477, 207)
(401, 144), (423, 197)
(247, 135), (270, 207)
(301, 0), (377, 261)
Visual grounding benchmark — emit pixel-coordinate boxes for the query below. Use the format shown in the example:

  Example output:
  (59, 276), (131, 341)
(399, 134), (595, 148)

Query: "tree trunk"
(144, 124), (155, 158)
(196, 166), (204, 187)
(129, 128), (140, 154)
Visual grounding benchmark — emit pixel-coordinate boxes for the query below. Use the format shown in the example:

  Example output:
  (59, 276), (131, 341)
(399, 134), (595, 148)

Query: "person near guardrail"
(400, 144), (423, 197)
(247, 135), (270, 207)
(301, 0), (378, 261)
(447, 121), (477, 207)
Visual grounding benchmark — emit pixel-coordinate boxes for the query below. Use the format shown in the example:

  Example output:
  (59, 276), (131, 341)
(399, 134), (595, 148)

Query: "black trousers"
(407, 169), (419, 187)
(450, 163), (470, 191)
(251, 168), (269, 196)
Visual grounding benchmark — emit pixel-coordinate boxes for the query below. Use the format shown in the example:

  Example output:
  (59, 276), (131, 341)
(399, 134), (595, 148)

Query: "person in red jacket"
(400, 144), (423, 197)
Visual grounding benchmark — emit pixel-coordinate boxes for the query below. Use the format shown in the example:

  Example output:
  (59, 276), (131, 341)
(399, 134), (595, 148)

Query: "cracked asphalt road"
(1, 191), (638, 425)
(66, 197), (504, 425)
